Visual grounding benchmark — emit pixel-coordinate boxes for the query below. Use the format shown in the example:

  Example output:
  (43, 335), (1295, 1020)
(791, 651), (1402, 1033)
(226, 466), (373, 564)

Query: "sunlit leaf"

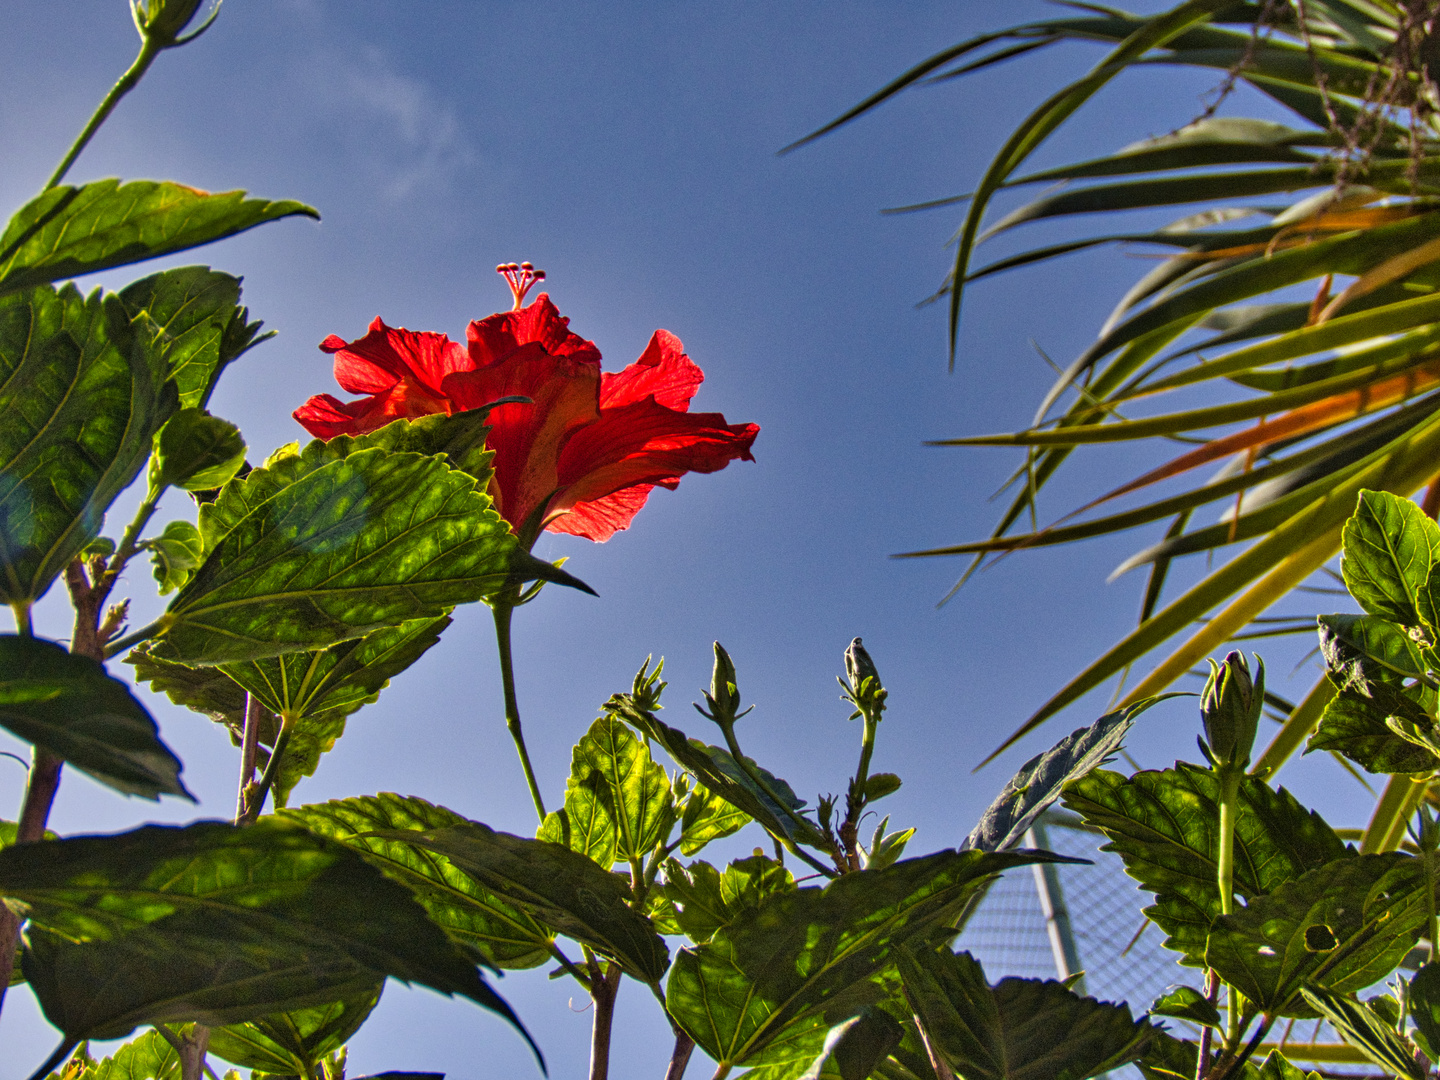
(0, 181), (316, 297)
(149, 434), (585, 664)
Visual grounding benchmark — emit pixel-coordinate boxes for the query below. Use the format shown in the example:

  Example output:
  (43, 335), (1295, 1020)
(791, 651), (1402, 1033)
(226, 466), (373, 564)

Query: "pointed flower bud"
(1200, 651), (1264, 770)
(696, 642), (749, 727)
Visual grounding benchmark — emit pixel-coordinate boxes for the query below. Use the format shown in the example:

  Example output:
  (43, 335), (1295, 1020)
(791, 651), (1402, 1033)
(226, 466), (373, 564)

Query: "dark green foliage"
(1148, 985), (1220, 1028)
(371, 819), (670, 983)
(0, 284), (175, 604)
(206, 983), (384, 1075)
(964, 699), (1156, 852)
(0, 634), (187, 799)
(149, 408), (246, 492)
(1205, 853), (1427, 1016)
(539, 716), (674, 867)
(665, 847), (1069, 1067)
(151, 434), (585, 664)
(0, 819), (529, 1046)
(897, 947), (1155, 1080)
(661, 854), (796, 944)
(1410, 961), (1440, 1062)
(279, 794), (553, 971)
(1301, 988), (1426, 1079)
(1063, 763), (1345, 963)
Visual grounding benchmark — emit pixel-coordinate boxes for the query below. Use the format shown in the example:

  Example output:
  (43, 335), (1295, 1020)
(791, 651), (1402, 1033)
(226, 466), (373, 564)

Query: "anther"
(497, 261), (546, 310)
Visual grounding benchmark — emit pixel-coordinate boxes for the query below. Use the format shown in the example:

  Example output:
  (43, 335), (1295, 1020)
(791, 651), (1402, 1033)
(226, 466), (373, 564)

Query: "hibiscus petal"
(324, 317), (471, 397)
(466, 294), (602, 370)
(547, 398), (758, 533)
(600, 330), (703, 412)
(293, 392), (386, 440)
(547, 484), (658, 542)
(442, 342), (602, 531)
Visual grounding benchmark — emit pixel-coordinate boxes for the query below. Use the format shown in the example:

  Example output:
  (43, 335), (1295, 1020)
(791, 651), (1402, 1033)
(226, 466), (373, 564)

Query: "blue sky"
(0, 3), (1376, 1077)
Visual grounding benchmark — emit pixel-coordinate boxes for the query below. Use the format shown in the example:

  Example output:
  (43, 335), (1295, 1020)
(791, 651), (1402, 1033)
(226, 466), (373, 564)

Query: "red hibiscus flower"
(293, 266), (758, 545)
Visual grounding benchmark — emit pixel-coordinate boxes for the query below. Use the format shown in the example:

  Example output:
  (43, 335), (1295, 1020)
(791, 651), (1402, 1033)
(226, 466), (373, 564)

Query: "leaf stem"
(236, 692), (264, 824)
(245, 713), (295, 822)
(103, 617), (169, 659)
(664, 1029), (695, 1080)
(491, 598), (547, 823)
(44, 36), (163, 191)
(9, 602), (31, 637)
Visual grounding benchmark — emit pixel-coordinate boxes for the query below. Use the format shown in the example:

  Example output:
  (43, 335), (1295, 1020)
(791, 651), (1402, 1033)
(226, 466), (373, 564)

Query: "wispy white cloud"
(298, 43), (474, 201)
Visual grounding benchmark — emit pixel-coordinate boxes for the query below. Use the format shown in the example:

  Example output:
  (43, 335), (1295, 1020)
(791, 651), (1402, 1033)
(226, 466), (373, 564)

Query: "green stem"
(45, 37), (163, 191)
(491, 599), (547, 823)
(9, 602), (31, 637)
(103, 616), (169, 659)
(243, 714), (294, 823)
(1216, 765), (1241, 1051)
(107, 483), (164, 590)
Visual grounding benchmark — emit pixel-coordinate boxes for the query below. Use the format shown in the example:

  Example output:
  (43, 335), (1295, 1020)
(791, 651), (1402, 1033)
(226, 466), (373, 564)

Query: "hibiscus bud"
(695, 642), (752, 728)
(1200, 651), (1264, 770)
(130, 0), (218, 48)
(841, 637), (887, 721)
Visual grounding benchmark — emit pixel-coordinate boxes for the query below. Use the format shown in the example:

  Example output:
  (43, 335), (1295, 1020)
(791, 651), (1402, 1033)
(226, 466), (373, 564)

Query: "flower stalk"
(490, 596), (548, 823)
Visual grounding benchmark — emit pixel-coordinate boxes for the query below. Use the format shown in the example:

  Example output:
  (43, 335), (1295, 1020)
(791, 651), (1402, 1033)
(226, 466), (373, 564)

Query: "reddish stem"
(664, 1029), (696, 1080)
(588, 960), (623, 1080)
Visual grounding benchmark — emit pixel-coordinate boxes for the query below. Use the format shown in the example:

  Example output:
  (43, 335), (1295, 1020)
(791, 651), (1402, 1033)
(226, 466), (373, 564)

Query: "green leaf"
(1205, 852), (1427, 1016)
(216, 616), (451, 806)
(1300, 987), (1427, 1079)
(1062, 763), (1346, 964)
(119, 267), (270, 410)
(278, 794), (553, 971)
(1410, 961), (1440, 1062)
(1135, 1030), (1200, 1080)
(1310, 687), (1439, 773)
(207, 982), (383, 1075)
(125, 644), (247, 727)
(149, 409), (246, 492)
(609, 695), (826, 851)
(1342, 490), (1440, 626)
(145, 520), (204, 596)
(540, 717), (673, 867)
(679, 782), (750, 856)
(0, 181), (317, 297)
(1254, 1049), (1322, 1080)
(898, 947), (1156, 1080)
(1319, 614), (1429, 690)
(0, 634), (188, 799)
(370, 819), (669, 982)
(1148, 985), (1221, 1028)
(0, 284), (175, 605)
(2, 819), (532, 1052)
(46, 1029), (183, 1080)
(665, 847), (1067, 1066)
(661, 854), (796, 944)
(964, 698), (1158, 852)
(150, 435), (585, 664)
